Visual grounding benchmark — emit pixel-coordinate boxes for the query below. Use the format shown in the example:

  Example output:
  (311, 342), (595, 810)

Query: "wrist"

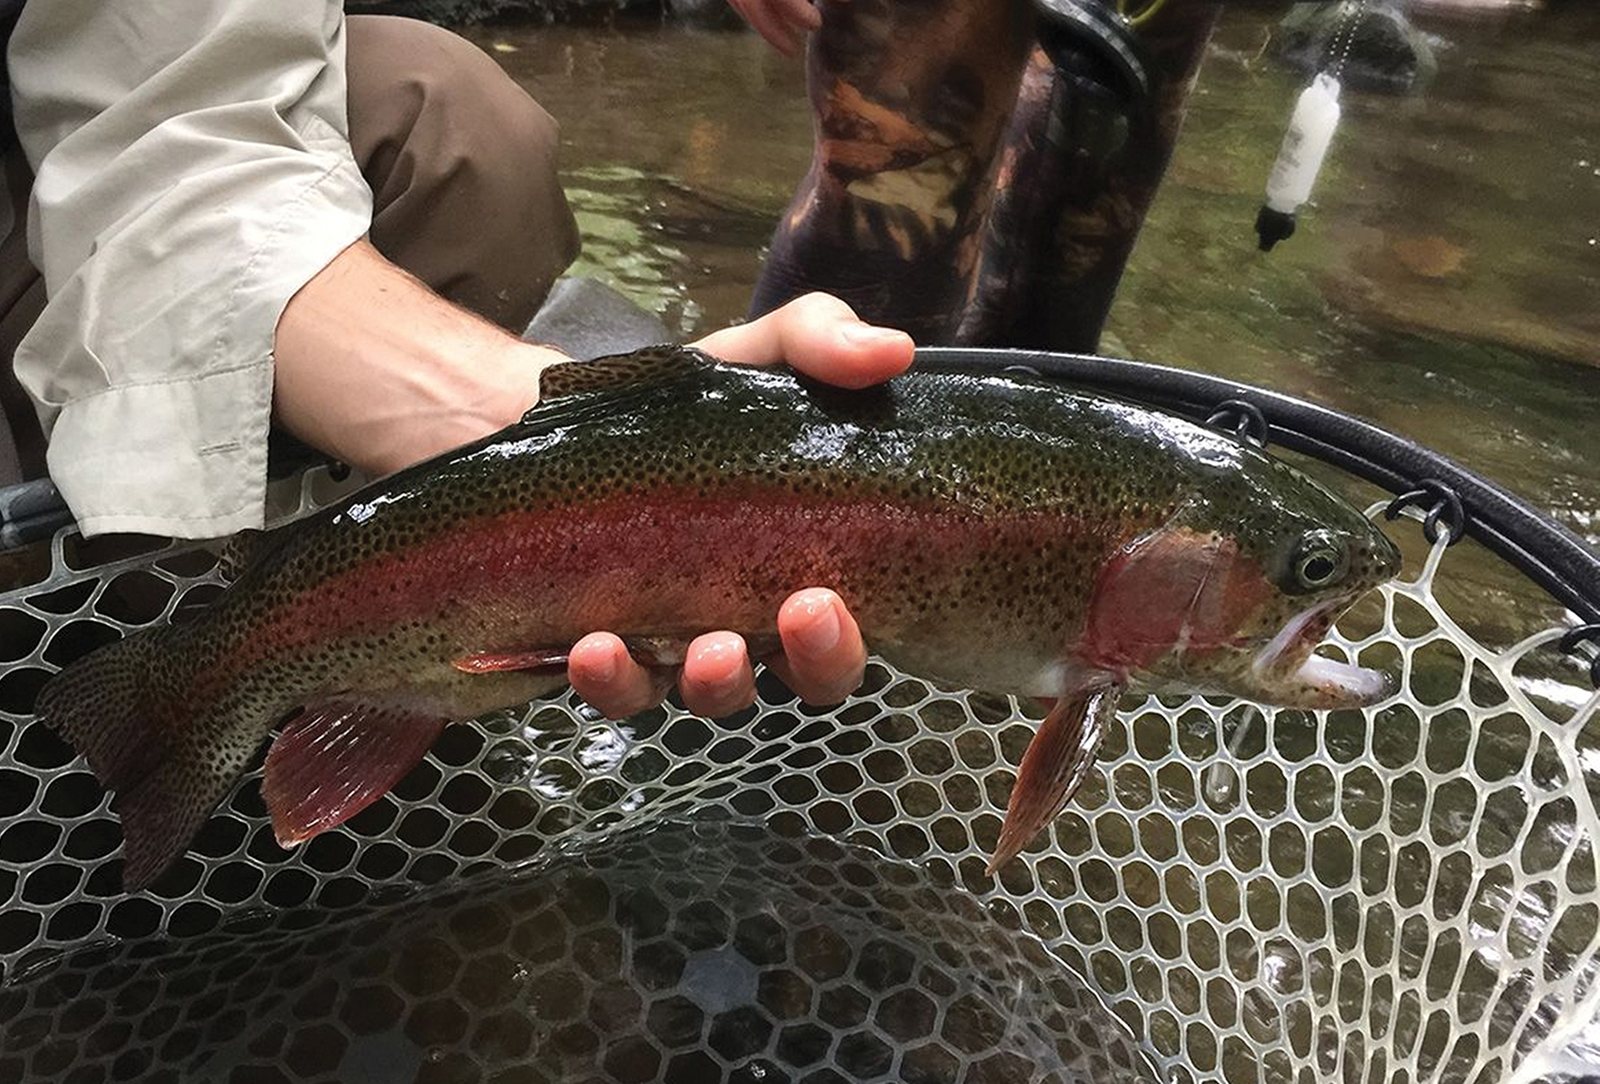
(359, 338), (568, 476)
(274, 240), (571, 478)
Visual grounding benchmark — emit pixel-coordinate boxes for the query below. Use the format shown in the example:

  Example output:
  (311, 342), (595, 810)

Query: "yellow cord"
(1116, 0), (1170, 30)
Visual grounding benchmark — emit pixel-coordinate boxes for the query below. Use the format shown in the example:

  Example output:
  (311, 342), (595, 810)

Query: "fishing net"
(1, 367), (1598, 1084)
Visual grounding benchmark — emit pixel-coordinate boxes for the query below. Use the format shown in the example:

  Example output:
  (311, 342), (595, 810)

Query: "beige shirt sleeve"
(7, 0), (374, 539)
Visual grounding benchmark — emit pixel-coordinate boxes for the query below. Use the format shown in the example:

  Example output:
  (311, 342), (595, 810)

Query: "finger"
(679, 632), (758, 718)
(692, 292), (914, 390)
(774, 0), (822, 34)
(568, 632), (660, 719)
(729, 0), (804, 54)
(767, 588), (867, 705)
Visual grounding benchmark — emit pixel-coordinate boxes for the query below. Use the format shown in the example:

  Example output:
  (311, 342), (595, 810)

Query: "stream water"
(468, 5), (1599, 556)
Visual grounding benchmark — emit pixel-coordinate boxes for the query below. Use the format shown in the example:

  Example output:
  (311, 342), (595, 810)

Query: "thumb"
(692, 292), (914, 390)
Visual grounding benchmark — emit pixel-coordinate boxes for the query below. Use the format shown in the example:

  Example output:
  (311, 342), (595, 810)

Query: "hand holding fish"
(566, 292), (912, 720)
(46, 315), (1401, 892)
(276, 241), (911, 724)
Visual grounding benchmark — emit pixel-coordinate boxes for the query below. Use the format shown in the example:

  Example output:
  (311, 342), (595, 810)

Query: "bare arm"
(273, 239), (565, 477)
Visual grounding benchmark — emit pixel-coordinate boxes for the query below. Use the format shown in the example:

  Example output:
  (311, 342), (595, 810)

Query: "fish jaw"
(1245, 597), (1394, 709)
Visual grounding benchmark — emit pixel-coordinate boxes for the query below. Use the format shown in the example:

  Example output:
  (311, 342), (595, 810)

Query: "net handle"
(914, 347), (1600, 627)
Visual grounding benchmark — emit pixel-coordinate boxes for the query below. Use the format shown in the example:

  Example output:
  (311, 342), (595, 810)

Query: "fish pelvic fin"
(986, 686), (1121, 875)
(34, 625), (249, 892)
(262, 695), (449, 848)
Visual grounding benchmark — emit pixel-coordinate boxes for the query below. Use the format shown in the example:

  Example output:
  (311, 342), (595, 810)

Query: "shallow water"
(467, 6), (1599, 553)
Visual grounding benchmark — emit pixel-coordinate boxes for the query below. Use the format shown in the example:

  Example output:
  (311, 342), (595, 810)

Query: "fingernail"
(695, 639), (745, 694)
(587, 642), (618, 684)
(795, 596), (841, 655)
(840, 323), (909, 347)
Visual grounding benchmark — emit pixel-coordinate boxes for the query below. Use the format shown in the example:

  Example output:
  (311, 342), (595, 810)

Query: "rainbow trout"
(38, 348), (1401, 890)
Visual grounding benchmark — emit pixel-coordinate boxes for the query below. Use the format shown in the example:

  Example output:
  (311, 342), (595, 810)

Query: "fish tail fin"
(35, 626), (248, 891)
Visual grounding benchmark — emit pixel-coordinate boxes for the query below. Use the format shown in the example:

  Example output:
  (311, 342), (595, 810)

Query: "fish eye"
(1293, 532), (1348, 590)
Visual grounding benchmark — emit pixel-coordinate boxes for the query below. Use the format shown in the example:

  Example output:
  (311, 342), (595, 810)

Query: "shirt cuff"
(46, 361), (275, 538)
(21, 131), (372, 539)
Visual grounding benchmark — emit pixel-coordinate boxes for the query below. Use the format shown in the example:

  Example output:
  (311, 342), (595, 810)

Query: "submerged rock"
(1273, 0), (1439, 94)
(522, 276), (675, 360)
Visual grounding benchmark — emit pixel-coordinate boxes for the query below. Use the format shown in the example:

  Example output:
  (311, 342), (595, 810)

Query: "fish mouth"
(1253, 599), (1392, 708)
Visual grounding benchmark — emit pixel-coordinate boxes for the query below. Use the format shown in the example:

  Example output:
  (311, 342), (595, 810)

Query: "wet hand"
(728, 0), (824, 56)
(693, 290), (914, 389)
(568, 589), (868, 718)
(565, 293), (909, 718)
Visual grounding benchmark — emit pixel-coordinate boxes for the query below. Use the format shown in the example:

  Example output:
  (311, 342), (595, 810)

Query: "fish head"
(1081, 458), (1403, 710)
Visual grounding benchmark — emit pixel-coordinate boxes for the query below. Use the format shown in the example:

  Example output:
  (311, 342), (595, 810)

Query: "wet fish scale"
(35, 348), (1400, 889)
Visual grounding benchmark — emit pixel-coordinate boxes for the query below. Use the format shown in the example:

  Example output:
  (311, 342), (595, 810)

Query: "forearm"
(273, 239), (568, 477)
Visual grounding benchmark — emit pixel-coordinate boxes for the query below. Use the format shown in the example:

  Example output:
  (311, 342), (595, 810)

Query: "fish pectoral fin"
(453, 632), (785, 677)
(452, 649), (573, 674)
(450, 637), (705, 676)
(262, 696), (449, 848)
(986, 686), (1121, 875)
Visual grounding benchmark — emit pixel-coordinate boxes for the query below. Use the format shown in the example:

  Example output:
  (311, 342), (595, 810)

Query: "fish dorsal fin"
(529, 344), (715, 417)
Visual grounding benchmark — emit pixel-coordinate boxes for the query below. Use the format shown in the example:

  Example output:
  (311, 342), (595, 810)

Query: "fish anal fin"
(987, 687), (1119, 875)
(529, 346), (714, 414)
(263, 696), (448, 848)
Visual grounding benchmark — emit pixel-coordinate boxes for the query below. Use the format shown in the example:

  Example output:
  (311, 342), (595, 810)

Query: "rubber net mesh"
(1, 465), (1598, 1084)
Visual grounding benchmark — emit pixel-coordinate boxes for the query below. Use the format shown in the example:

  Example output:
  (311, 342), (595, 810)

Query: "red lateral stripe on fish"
(35, 352), (1403, 890)
(231, 492), (1102, 682)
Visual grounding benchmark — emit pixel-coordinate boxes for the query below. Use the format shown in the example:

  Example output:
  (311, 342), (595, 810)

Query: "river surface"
(467, 6), (1598, 564)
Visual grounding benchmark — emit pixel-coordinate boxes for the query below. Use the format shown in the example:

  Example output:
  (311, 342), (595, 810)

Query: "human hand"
(729, 0), (824, 56)
(566, 292), (914, 719)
